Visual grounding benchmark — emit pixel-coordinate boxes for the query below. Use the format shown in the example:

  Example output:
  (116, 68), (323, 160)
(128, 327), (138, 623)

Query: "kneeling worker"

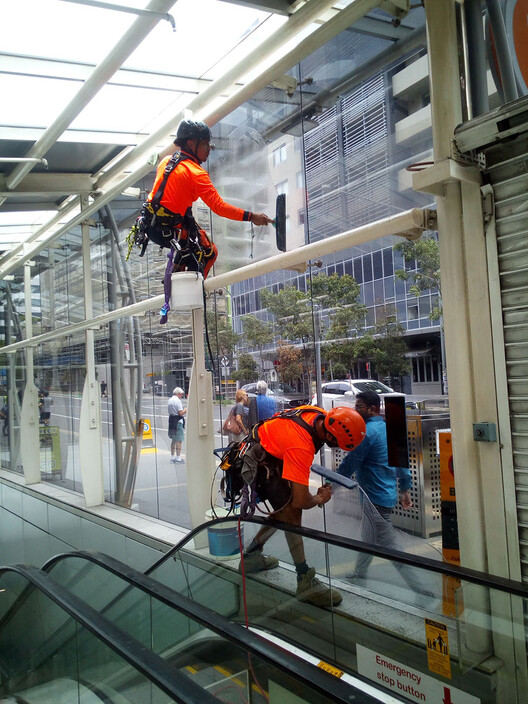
(239, 406), (366, 608)
(143, 119), (272, 278)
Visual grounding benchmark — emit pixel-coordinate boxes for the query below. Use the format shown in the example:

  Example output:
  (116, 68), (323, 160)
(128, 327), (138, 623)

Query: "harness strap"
(252, 407), (325, 453)
(159, 248), (175, 325)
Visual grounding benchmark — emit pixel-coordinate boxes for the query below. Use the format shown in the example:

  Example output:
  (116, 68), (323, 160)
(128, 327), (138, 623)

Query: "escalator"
(1, 516), (528, 703)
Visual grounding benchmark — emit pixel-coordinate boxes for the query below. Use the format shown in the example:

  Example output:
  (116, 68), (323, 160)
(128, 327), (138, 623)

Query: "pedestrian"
(168, 387), (187, 463)
(0, 400), (8, 436)
(140, 120), (273, 279)
(239, 405), (366, 608)
(39, 391), (53, 427)
(100, 380), (107, 398)
(247, 380), (277, 427)
(337, 390), (429, 597)
(226, 389), (249, 444)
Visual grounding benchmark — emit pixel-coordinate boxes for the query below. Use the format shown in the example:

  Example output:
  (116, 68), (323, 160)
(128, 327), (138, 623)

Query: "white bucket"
(169, 272), (203, 310)
(204, 507), (243, 558)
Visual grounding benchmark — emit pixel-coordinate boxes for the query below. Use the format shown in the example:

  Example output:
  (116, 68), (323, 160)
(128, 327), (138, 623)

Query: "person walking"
(247, 380), (277, 427)
(239, 405), (366, 608)
(168, 387), (186, 463)
(39, 391), (53, 427)
(227, 389), (249, 444)
(337, 390), (429, 597)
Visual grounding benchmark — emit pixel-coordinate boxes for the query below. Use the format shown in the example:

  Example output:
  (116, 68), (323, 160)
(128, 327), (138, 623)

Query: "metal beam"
(0, 207), (432, 353)
(2, 0), (176, 195)
(0, 173), (94, 197)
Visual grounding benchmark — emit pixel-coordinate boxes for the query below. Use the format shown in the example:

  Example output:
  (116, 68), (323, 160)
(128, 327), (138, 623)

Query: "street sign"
(220, 356), (229, 368)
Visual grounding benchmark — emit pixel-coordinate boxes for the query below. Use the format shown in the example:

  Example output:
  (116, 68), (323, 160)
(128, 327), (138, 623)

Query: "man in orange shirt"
(143, 120), (272, 278)
(239, 405), (366, 608)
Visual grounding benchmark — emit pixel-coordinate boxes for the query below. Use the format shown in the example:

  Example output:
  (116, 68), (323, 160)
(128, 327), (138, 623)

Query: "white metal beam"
(2, 0), (176, 195)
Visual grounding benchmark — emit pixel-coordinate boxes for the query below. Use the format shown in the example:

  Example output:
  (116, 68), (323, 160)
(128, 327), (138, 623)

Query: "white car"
(311, 379), (408, 412)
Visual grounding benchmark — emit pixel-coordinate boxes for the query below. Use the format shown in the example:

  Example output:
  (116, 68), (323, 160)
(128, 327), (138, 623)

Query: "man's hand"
(400, 490), (413, 509)
(251, 212), (273, 226)
(316, 484), (332, 506)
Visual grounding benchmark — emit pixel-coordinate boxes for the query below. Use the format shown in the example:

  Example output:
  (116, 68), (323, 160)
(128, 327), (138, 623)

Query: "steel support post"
(20, 261), (40, 484)
(79, 199), (105, 506)
(186, 304), (215, 535)
(421, 1), (525, 696)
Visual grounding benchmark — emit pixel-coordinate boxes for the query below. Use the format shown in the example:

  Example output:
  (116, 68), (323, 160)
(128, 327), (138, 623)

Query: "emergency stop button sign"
(356, 644), (480, 703)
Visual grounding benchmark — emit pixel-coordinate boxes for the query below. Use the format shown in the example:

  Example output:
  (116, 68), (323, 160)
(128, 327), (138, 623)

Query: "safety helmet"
(324, 407), (366, 451)
(176, 119), (212, 143)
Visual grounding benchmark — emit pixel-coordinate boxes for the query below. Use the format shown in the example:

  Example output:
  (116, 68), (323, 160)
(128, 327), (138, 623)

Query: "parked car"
(310, 379), (416, 411)
(241, 382), (310, 411)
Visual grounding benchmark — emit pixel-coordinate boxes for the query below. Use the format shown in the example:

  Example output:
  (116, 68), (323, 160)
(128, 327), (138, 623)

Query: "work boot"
(239, 551), (279, 574)
(296, 567), (342, 607)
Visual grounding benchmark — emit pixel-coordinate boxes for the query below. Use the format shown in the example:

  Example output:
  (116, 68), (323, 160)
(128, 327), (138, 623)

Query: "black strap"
(252, 408), (325, 453)
(150, 150), (198, 213)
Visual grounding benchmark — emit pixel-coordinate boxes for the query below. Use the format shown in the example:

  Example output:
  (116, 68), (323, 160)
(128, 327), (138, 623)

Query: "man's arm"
(194, 170), (272, 224)
(337, 437), (370, 478)
(290, 481), (332, 510)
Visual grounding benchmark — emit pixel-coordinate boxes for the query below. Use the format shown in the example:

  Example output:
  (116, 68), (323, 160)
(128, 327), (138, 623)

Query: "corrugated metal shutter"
(456, 104), (528, 579)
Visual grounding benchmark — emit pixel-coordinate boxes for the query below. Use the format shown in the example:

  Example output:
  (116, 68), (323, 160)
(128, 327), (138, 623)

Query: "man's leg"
(170, 439), (177, 462)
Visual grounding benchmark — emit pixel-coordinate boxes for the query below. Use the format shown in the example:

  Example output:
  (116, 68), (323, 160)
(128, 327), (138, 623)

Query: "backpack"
(218, 405), (326, 516)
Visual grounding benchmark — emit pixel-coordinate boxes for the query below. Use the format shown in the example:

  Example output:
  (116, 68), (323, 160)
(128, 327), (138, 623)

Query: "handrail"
(42, 550), (381, 704)
(145, 514), (528, 599)
(0, 563), (219, 704)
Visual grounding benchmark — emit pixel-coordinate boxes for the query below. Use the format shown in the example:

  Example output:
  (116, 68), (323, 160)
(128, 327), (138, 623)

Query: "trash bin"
(205, 507), (243, 558)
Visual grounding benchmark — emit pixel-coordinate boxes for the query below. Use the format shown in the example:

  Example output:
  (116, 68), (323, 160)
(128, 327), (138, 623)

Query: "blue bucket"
(205, 509), (243, 558)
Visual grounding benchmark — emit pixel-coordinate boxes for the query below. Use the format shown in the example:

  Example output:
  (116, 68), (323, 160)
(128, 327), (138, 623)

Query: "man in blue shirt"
(337, 390), (415, 582)
(247, 380), (277, 427)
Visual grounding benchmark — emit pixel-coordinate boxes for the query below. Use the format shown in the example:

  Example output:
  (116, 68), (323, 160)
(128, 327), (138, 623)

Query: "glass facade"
(0, 12), (443, 522)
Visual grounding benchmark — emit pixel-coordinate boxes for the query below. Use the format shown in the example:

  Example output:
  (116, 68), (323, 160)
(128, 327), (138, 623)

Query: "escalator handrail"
(145, 514), (528, 599)
(0, 563), (221, 704)
(42, 550), (382, 704)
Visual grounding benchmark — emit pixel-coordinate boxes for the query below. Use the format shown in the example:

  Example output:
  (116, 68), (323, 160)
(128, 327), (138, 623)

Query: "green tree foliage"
(260, 287), (312, 342)
(231, 353), (258, 384)
(310, 273), (367, 375)
(206, 309), (239, 358)
(241, 314), (273, 373)
(394, 236), (441, 320)
(370, 307), (411, 385)
(276, 343), (303, 386)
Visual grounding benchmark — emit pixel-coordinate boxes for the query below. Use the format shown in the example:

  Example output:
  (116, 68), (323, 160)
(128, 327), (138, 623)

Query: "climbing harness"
(218, 405), (326, 517)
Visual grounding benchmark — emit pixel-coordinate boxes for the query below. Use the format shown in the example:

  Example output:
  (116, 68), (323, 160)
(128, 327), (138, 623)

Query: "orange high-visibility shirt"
(148, 153), (251, 222)
(258, 409), (324, 486)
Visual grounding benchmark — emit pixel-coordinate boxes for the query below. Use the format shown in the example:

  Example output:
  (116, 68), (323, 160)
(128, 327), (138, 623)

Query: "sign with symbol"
(425, 618), (451, 679)
(39, 426), (61, 474)
(220, 356), (229, 368)
(356, 644), (480, 703)
(140, 418), (156, 454)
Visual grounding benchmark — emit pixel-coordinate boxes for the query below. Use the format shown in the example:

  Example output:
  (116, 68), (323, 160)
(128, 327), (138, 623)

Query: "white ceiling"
(0, 0), (422, 275)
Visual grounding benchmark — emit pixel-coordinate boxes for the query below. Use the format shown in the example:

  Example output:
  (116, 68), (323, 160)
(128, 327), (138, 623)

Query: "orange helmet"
(325, 407), (366, 451)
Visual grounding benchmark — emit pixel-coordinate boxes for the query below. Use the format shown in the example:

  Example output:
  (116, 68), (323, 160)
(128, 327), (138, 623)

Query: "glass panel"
(45, 556), (345, 704)
(0, 571), (173, 704)
(147, 517), (527, 704)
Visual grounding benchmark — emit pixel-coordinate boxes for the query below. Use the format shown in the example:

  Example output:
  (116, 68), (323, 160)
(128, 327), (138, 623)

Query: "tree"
(370, 308), (411, 387)
(260, 287), (312, 342)
(276, 343), (303, 386)
(310, 272), (367, 377)
(206, 309), (239, 358)
(231, 353), (258, 384)
(394, 235), (441, 320)
(241, 314), (273, 374)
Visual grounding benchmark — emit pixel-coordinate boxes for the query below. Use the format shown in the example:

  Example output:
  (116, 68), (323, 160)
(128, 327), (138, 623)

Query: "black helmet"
(176, 120), (211, 142)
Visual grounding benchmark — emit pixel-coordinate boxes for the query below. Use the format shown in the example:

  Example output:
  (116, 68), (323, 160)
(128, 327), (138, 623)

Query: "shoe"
(239, 551), (279, 574)
(175, 457), (185, 463)
(170, 457), (176, 463)
(346, 571), (367, 582)
(296, 567), (342, 607)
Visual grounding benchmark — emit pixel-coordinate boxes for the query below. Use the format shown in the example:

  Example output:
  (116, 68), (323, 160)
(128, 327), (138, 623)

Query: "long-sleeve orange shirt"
(258, 408), (323, 487)
(148, 152), (252, 222)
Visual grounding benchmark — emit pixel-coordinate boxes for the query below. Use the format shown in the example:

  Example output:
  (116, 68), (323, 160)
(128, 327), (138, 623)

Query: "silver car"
(311, 379), (409, 411)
